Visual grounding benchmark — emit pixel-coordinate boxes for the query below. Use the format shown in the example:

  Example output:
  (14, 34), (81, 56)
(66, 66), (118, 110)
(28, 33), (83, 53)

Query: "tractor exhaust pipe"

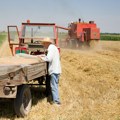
(79, 18), (81, 23)
(27, 20), (30, 23)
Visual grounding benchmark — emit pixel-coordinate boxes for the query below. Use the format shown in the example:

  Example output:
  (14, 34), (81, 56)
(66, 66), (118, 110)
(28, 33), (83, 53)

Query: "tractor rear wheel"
(14, 85), (32, 117)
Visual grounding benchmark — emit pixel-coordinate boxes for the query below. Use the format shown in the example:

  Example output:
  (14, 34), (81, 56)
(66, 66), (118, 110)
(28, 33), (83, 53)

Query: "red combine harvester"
(66, 19), (100, 48)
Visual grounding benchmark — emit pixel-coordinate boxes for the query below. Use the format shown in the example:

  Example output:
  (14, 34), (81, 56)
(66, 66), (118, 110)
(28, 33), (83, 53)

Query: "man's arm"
(38, 48), (54, 62)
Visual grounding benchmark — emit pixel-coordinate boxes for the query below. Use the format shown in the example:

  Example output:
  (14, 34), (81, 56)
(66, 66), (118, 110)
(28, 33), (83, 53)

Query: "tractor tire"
(14, 85), (32, 117)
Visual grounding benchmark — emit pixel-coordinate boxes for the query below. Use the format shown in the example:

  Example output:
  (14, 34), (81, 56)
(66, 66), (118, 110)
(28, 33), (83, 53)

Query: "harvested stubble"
(0, 41), (120, 120)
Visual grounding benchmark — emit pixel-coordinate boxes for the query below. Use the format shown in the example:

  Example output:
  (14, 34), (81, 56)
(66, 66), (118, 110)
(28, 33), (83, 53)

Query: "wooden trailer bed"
(0, 54), (47, 98)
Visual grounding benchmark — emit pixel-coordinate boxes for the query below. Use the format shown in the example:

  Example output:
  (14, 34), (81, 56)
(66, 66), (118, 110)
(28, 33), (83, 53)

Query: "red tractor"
(66, 19), (100, 48)
(8, 20), (60, 56)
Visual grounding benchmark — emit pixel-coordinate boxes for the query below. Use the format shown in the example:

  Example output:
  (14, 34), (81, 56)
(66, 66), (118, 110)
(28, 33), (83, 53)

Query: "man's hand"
(37, 54), (46, 61)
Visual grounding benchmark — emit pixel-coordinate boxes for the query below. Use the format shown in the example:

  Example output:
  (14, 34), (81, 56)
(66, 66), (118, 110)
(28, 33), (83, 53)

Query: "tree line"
(100, 33), (120, 41)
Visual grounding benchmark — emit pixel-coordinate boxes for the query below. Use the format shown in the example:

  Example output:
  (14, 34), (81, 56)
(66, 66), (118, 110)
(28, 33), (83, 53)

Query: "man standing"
(40, 38), (61, 105)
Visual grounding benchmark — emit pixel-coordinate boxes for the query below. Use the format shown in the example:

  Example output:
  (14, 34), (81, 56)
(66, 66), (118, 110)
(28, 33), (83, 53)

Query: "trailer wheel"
(14, 85), (32, 117)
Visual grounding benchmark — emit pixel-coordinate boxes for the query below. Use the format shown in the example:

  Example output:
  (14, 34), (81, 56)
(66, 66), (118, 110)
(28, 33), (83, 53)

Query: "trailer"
(0, 55), (47, 117)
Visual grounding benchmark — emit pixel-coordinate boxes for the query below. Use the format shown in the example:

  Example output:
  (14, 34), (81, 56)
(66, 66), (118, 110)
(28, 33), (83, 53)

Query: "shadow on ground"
(0, 85), (46, 119)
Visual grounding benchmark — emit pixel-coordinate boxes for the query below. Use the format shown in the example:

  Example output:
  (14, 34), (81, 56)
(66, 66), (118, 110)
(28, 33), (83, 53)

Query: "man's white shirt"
(41, 44), (61, 75)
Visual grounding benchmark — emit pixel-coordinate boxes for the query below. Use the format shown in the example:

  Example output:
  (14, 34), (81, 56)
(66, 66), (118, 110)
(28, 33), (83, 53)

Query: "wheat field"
(0, 41), (120, 120)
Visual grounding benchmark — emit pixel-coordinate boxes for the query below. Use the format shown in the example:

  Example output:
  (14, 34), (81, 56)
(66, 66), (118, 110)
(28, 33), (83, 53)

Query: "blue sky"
(0, 0), (120, 33)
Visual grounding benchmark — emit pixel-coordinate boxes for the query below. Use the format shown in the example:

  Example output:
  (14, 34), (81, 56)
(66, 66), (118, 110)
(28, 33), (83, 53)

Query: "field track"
(0, 39), (12, 57)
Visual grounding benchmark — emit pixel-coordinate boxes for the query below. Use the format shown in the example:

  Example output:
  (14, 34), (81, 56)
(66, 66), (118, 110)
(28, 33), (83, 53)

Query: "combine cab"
(67, 19), (100, 48)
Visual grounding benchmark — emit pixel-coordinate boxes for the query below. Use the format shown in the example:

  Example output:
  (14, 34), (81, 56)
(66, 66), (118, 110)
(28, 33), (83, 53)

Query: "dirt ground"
(0, 39), (12, 57)
(0, 40), (120, 120)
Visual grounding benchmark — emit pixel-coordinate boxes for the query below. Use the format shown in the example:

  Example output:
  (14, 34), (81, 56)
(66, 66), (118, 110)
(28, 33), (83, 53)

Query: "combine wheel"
(14, 85), (32, 117)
